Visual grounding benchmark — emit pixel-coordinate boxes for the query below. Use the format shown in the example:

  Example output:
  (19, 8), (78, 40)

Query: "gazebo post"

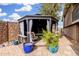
(26, 19), (30, 42)
(49, 18), (51, 32)
(47, 18), (51, 32)
(56, 22), (58, 31)
(29, 19), (33, 42)
(47, 19), (50, 32)
(52, 24), (55, 33)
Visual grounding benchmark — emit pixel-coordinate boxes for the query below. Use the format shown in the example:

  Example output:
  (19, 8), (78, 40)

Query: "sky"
(58, 4), (64, 29)
(0, 3), (63, 28)
(0, 3), (42, 21)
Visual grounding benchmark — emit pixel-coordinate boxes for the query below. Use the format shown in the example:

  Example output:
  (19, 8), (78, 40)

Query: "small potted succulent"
(12, 39), (20, 45)
(41, 30), (60, 53)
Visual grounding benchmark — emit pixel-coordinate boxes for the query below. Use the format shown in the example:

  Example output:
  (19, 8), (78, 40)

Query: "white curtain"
(19, 21), (24, 35)
(27, 20), (33, 42)
(29, 20), (33, 42)
(47, 20), (50, 32)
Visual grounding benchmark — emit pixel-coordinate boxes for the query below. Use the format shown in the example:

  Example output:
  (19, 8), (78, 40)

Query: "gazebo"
(18, 15), (58, 42)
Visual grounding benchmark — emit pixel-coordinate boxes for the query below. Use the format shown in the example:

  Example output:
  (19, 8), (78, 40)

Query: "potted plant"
(41, 30), (60, 53)
(12, 39), (20, 45)
(23, 42), (33, 53)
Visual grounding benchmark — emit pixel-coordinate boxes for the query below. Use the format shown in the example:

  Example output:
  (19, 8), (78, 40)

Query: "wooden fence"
(0, 21), (19, 44)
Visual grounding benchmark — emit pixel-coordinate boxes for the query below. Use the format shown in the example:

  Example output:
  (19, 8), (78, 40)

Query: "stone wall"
(0, 21), (19, 44)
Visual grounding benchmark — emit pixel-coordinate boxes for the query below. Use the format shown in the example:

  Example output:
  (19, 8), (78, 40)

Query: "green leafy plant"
(41, 29), (60, 48)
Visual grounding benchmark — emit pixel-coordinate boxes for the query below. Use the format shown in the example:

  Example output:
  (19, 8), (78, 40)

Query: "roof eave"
(18, 15), (58, 22)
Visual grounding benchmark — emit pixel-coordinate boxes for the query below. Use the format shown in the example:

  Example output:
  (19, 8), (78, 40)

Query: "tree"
(64, 3), (71, 9)
(39, 3), (61, 19)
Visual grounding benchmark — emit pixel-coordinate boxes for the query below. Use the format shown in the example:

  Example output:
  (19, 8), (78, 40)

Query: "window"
(72, 4), (79, 21)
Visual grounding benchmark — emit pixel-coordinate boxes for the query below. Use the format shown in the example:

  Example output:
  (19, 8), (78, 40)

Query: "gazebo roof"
(18, 15), (58, 22)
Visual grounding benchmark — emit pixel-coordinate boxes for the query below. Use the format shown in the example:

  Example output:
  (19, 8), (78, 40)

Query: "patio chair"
(26, 32), (38, 41)
(31, 32), (38, 41)
(18, 34), (27, 43)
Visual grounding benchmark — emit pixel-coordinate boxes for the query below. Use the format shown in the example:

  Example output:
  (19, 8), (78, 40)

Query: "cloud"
(9, 13), (21, 20)
(59, 11), (64, 20)
(0, 8), (7, 17)
(2, 18), (10, 21)
(60, 11), (63, 16)
(2, 18), (17, 22)
(16, 3), (38, 6)
(15, 5), (32, 12)
(58, 20), (63, 28)
(0, 12), (7, 16)
(0, 3), (12, 5)
(15, 3), (37, 12)
(0, 8), (2, 12)
(22, 3), (38, 6)
(0, 3), (38, 6)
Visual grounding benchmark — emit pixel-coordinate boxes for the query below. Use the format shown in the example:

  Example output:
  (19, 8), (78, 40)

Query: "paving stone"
(0, 36), (78, 56)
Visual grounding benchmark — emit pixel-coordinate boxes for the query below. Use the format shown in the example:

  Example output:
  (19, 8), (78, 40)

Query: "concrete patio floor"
(0, 36), (78, 56)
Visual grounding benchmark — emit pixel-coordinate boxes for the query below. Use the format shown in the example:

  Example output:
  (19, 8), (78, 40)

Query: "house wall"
(76, 23), (79, 43)
(64, 5), (74, 27)
(0, 21), (19, 44)
(63, 24), (78, 43)
(63, 4), (79, 44)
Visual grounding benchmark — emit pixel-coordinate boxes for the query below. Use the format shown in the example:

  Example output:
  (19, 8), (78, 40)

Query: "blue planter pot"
(48, 46), (58, 53)
(23, 43), (33, 53)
